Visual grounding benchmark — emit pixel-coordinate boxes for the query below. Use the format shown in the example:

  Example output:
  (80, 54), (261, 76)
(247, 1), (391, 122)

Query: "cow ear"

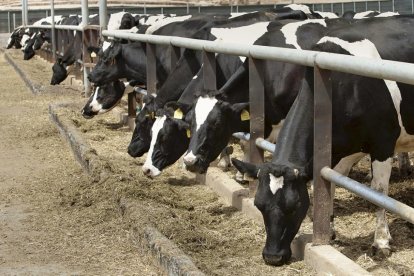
(107, 41), (122, 59)
(57, 57), (63, 64)
(231, 158), (260, 179)
(165, 102), (192, 115)
(231, 102), (250, 122)
(87, 46), (101, 55)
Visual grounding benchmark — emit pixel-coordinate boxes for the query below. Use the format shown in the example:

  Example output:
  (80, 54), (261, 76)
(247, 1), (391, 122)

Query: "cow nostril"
(143, 167), (151, 176)
(183, 154), (197, 166)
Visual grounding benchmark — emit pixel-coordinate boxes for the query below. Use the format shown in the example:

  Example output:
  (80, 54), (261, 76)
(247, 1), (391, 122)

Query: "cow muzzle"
(183, 152), (197, 166)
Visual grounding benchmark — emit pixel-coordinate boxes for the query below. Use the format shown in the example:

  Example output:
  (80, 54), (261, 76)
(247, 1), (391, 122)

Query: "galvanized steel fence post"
(81, 0), (91, 97)
(7, 12), (10, 33)
(248, 57), (265, 196)
(50, 0), (56, 61)
(313, 66), (332, 245)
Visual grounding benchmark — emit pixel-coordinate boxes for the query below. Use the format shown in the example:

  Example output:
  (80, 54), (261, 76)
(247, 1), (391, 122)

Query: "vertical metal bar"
(13, 13), (16, 30)
(46, 10), (48, 17)
(99, 0), (108, 31)
(161, 7), (163, 14)
(365, 1), (368, 11)
(169, 45), (180, 72)
(81, 0), (90, 97)
(322, 3), (324, 12)
(313, 66), (332, 245)
(21, 0), (25, 25)
(392, 0), (395, 12)
(331, 3), (333, 12)
(144, 3), (147, 14)
(236, 5), (239, 13)
(187, 1), (189, 14)
(379, 1), (381, 12)
(25, 0), (29, 25)
(7, 12), (10, 33)
(202, 51), (216, 91)
(50, 0), (56, 61)
(198, 5), (201, 13)
(353, 1), (356, 12)
(146, 43), (157, 94)
(248, 57), (265, 196)
(341, 3), (344, 15)
(412, 0), (414, 14)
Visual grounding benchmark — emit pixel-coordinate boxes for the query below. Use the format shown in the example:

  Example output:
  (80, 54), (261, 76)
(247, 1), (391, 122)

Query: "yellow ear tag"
(240, 109), (250, 121)
(186, 129), (191, 138)
(91, 52), (97, 58)
(174, 108), (183, 119)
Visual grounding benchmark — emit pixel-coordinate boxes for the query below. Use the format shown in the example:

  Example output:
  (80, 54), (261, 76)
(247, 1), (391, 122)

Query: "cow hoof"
(331, 230), (336, 241)
(371, 245), (392, 259)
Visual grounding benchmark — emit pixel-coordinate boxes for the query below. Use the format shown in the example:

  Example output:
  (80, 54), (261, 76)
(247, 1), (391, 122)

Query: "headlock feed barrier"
(102, 28), (414, 244)
(24, 15), (414, 245)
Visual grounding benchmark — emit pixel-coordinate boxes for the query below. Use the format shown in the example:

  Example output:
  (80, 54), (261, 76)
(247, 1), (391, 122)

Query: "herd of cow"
(6, 4), (414, 267)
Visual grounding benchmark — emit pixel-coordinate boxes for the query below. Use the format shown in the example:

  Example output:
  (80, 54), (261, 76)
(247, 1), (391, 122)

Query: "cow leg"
(217, 146), (233, 171)
(397, 152), (411, 177)
(235, 139), (250, 183)
(331, 152), (366, 239)
(370, 157), (393, 257)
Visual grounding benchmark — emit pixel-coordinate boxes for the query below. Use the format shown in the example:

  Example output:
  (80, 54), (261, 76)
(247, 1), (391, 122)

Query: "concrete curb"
(4, 51), (41, 94)
(48, 102), (109, 182)
(140, 227), (205, 276)
(48, 102), (205, 276)
(203, 167), (372, 276)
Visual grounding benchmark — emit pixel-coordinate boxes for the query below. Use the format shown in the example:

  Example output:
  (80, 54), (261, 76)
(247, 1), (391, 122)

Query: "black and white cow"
(232, 15), (414, 265)
(6, 27), (26, 49)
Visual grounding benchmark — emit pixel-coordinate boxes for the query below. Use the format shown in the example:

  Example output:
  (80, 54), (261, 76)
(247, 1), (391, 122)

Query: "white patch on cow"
(195, 96), (218, 131)
(229, 12), (248, 19)
(315, 11), (339, 18)
(73, 30), (77, 37)
(140, 14), (167, 26)
(269, 173), (284, 194)
(89, 86), (103, 112)
(281, 19), (326, 50)
(89, 14), (98, 18)
(31, 32), (36, 39)
(375, 11), (399, 17)
(7, 37), (11, 45)
(21, 34), (30, 46)
(192, 74), (198, 80)
(145, 15), (192, 34)
(102, 41), (111, 52)
(183, 151), (197, 164)
(143, 115), (167, 177)
(107, 11), (126, 31)
(211, 22), (270, 62)
(353, 11), (376, 19)
(129, 26), (139, 33)
(285, 4), (312, 14)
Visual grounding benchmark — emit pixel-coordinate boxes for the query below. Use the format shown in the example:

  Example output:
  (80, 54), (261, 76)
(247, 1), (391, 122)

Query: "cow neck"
(271, 69), (314, 177)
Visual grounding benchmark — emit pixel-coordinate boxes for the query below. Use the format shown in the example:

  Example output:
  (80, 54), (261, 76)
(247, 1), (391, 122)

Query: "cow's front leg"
(370, 157), (393, 257)
(217, 146), (233, 171)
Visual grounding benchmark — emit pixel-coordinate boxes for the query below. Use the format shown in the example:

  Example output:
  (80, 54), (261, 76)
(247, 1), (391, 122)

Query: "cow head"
(88, 41), (123, 85)
(23, 37), (36, 60)
(33, 31), (48, 50)
(6, 28), (23, 49)
(232, 159), (310, 266)
(183, 95), (250, 174)
(81, 80), (126, 119)
(127, 94), (158, 158)
(142, 102), (192, 178)
(50, 58), (68, 85)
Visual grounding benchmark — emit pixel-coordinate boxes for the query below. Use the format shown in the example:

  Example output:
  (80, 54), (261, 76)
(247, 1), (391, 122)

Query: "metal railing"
(101, 27), (414, 244)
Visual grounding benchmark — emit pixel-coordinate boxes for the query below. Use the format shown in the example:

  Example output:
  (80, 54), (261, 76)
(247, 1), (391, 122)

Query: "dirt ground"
(3, 46), (414, 276)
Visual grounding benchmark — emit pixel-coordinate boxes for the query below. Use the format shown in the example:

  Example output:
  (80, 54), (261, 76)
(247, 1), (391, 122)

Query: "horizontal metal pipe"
(101, 30), (414, 86)
(255, 138), (276, 153)
(232, 132), (250, 141)
(26, 24), (84, 31)
(232, 133), (276, 153)
(321, 167), (414, 224)
(134, 87), (147, 95)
